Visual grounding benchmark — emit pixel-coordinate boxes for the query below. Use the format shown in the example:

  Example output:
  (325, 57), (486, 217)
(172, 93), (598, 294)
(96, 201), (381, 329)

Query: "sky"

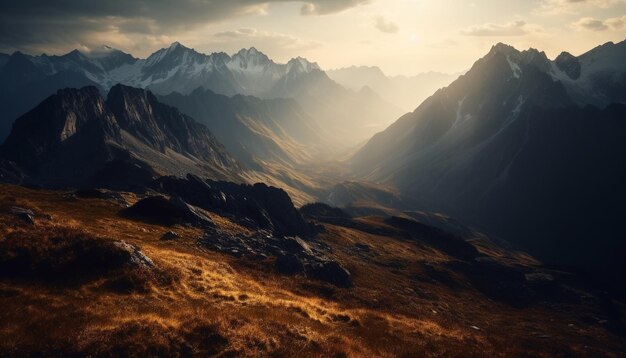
(1, 0), (625, 76)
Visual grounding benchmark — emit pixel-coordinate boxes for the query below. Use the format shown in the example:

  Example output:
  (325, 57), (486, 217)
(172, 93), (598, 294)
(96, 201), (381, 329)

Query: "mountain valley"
(0, 35), (625, 356)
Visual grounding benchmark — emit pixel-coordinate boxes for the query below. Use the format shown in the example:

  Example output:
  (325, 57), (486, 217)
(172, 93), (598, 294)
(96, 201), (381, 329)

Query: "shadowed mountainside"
(351, 41), (626, 290)
(0, 84), (241, 188)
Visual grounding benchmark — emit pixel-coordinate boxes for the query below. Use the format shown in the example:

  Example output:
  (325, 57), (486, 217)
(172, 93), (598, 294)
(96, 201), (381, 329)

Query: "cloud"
(300, 0), (371, 15)
(213, 28), (321, 51)
(537, 0), (626, 14)
(0, 0), (371, 54)
(374, 16), (399, 34)
(461, 20), (542, 37)
(572, 15), (626, 30)
(572, 17), (609, 30)
(605, 15), (626, 28)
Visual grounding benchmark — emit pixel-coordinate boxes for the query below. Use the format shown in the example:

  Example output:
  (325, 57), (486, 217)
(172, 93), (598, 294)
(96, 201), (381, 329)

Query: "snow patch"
(506, 56), (521, 79)
(452, 96), (472, 128)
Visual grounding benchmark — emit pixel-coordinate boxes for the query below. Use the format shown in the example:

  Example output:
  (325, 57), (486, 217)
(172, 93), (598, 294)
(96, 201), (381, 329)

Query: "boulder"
(278, 236), (313, 256)
(120, 196), (214, 228)
(10, 206), (35, 225)
(275, 254), (305, 275)
(160, 231), (179, 241)
(307, 261), (353, 288)
(112, 240), (155, 269)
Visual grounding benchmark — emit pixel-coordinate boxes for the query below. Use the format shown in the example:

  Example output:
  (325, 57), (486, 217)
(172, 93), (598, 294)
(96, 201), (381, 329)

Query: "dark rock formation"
(307, 261), (353, 288)
(555, 51), (581, 80)
(276, 253), (305, 275)
(151, 174), (310, 237)
(120, 196), (215, 228)
(10, 207), (35, 225)
(201, 228), (352, 287)
(160, 231), (180, 241)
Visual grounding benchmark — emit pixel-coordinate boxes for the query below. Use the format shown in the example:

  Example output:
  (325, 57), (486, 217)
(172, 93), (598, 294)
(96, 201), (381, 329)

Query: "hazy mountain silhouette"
(327, 66), (459, 111)
(158, 87), (329, 169)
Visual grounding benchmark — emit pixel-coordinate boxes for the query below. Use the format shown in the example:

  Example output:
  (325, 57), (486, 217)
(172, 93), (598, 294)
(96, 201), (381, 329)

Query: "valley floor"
(0, 184), (624, 357)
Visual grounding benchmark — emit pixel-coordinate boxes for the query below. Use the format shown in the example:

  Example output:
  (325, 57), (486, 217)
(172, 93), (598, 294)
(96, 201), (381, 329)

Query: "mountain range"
(0, 43), (403, 146)
(351, 40), (626, 282)
(327, 66), (459, 111)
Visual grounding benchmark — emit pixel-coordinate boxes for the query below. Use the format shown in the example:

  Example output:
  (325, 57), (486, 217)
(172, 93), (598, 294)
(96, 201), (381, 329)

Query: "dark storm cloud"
(0, 0), (370, 53)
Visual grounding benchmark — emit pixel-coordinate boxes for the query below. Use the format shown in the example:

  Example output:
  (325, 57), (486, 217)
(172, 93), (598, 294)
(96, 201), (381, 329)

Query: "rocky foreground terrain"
(0, 182), (624, 357)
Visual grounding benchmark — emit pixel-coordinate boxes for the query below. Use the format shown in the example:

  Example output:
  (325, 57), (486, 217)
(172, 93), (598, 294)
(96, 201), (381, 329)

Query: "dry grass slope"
(0, 184), (624, 357)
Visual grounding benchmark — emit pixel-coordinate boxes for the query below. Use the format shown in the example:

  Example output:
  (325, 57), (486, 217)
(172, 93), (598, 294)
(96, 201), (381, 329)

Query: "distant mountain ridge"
(2, 43), (321, 97)
(158, 88), (328, 168)
(0, 84), (240, 189)
(327, 66), (459, 111)
(0, 43), (403, 146)
(351, 39), (626, 284)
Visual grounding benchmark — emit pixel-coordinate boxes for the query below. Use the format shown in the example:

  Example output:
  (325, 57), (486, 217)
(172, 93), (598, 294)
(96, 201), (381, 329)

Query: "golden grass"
(0, 184), (624, 357)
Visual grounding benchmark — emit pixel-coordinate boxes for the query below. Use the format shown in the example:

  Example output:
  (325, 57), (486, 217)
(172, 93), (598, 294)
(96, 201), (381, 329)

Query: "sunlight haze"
(2, 0), (625, 75)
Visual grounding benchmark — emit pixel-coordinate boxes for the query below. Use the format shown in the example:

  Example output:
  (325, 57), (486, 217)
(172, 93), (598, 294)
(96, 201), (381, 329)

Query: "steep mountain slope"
(272, 68), (403, 144)
(327, 66), (459, 111)
(0, 84), (240, 188)
(158, 88), (328, 168)
(352, 41), (626, 283)
(0, 51), (102, 141)
(0, 43), (402, 147)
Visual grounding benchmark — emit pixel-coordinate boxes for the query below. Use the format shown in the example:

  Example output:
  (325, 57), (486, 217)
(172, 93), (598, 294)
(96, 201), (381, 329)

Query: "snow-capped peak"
(232, 47), (270, 62)
(238, 47), (260, 56)
(287, 57), (320, 73)
(488, 43), (519, 58)
(169, 41), (183, 50)
(13, 41), (337, 98)
(483, 43), (554, 79)
(86, 45), (122, 58)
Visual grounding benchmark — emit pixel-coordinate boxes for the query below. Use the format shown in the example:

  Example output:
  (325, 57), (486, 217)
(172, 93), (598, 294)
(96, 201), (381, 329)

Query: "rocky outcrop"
(151, 174), (311, 237)
(201, 228), (352, 287)
(120, 196), (215, 228)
